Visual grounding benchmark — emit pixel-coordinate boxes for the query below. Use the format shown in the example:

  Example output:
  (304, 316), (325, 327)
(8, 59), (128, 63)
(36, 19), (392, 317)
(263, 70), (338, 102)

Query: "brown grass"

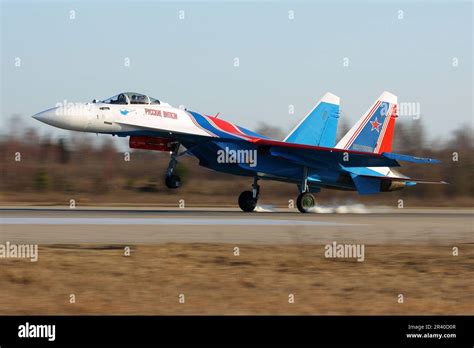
(0, 243), (472, 315)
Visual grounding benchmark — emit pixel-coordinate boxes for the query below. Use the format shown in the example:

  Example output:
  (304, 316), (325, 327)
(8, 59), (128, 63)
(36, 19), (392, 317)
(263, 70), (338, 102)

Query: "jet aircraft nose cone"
(32, 107), (60, 126)
(32, 103), (90, 131)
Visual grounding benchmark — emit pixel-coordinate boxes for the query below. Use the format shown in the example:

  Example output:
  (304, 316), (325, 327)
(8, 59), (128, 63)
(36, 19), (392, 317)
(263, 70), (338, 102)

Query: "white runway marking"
(1, 217), (357, 226)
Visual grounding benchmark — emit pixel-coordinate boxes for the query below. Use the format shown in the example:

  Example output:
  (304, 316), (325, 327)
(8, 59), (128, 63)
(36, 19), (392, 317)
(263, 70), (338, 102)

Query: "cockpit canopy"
(100, 92), (161, 105)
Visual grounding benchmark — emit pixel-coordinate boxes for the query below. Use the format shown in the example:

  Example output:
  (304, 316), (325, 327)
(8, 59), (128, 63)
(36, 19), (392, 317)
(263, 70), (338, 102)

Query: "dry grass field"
(1, 243), (472, 315)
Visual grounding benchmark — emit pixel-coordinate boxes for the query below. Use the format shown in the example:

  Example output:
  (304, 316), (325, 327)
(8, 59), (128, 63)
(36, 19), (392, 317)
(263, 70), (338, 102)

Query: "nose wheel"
(165, 174), (181, 189)
(238, 177), (260, 212)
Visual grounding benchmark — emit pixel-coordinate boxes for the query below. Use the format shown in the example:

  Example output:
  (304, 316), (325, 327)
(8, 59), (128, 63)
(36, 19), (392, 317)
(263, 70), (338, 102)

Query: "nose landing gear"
(165, 144), (182, 189)
(238, 177), (260, 212)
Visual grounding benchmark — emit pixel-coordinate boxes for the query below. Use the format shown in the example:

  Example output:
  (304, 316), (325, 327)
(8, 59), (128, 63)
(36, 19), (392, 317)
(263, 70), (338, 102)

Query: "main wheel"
(238, 190), (257, 212)
(296, 192), (316, 213)
(165, 175), (181, 189)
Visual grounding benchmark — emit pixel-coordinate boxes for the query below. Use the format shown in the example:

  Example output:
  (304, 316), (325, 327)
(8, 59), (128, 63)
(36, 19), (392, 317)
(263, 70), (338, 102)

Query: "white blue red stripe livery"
(32, 91), (446, 213)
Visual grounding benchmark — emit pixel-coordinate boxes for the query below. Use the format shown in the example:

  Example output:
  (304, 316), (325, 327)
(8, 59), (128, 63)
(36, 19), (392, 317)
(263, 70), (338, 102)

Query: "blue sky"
(1, 0), (472, 144)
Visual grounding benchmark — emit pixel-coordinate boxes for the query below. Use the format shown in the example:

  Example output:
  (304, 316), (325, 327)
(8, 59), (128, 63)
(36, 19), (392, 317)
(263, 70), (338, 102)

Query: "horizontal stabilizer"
(358, 174), (448, 184)
(382, 152), (441, 164)
(342, 165), (448, 185)
(350, 174), (381, 195)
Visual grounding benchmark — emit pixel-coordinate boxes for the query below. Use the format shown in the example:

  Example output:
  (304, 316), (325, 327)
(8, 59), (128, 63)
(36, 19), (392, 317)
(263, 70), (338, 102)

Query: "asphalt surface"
(0, 206), (472, 245)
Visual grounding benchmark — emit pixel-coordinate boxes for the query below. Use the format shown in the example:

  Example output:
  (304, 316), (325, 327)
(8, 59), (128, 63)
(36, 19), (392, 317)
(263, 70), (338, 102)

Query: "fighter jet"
(33, 91), (446, 213)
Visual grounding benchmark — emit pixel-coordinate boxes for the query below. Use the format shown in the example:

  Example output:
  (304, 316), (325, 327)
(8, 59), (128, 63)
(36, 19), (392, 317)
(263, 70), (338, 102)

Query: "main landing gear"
(296, 167), (316, 213)
(296, 192), (316, 213)
(238, 177), (260, 212)
(165, 144), (182, 189)
(237, 169), (317, 213)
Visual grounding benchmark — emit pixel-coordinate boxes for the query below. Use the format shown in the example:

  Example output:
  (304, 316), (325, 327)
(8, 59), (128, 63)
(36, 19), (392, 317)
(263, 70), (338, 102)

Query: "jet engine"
(380, 180), (406, 192)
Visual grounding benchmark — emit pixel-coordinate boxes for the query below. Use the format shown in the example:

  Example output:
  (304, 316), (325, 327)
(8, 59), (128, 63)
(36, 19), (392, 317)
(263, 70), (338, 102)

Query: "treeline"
(0, 120), (472, 206)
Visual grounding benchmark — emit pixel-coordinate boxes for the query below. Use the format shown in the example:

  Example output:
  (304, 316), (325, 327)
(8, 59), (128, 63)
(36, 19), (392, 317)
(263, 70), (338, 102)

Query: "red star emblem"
(370, 117), (381, 132)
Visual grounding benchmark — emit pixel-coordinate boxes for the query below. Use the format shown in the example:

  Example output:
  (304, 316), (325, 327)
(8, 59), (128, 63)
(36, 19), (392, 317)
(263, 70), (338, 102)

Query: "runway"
(1, 206), (472, 245)
(1, 206), (473, 315)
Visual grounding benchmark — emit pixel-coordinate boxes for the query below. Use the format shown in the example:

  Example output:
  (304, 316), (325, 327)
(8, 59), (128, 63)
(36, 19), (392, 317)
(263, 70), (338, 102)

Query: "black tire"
(238, 190), (257, 212)
(296, 192), (316, 213)
(165, 175), (181, 189)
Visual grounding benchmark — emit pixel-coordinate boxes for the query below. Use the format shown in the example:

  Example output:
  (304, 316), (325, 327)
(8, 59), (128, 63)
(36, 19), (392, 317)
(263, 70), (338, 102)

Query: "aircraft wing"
(115, 120), (441, 169)
(249, 138), (442, 168)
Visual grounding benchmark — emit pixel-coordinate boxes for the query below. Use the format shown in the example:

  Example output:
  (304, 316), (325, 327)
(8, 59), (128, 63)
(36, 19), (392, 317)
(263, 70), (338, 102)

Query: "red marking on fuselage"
(206, 116), (257, 141)
(186, 112), (218, 137)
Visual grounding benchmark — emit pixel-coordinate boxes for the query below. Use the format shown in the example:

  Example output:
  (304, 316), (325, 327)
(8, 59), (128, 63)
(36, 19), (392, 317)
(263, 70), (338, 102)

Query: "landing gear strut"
(238, 177), (260, 212)
(165, 144), (182, 189)
(296, 167), (316, 213)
